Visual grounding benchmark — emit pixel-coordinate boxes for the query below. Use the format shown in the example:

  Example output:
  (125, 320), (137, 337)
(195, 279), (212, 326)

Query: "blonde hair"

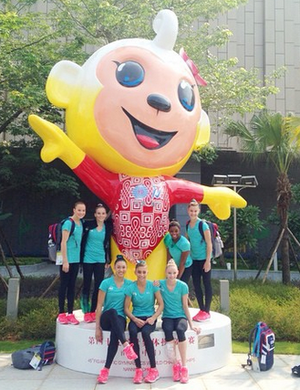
(188, 199), (200, 208)
(166, 258), (178, 270)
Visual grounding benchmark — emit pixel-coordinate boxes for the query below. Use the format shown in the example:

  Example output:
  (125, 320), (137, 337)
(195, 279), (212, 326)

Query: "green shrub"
(229, 280), (300, 342)
(0, 297), (81, 340)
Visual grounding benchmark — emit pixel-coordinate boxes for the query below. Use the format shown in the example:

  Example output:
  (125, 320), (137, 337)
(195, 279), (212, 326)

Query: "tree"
(49, 0), (283, 127)
(1, 0), (282, 180)
(202, 205), (265, 258)
(224, 111), (300, 283)
(0, 0), (90, 196)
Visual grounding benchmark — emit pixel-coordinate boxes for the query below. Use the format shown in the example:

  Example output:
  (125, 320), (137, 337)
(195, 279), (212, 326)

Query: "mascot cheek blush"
(29, 9), (246, 280)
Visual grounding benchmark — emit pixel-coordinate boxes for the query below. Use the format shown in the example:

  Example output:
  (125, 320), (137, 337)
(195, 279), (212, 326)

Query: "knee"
(129, 330), (138, 340)
(141, 329), (152, 341)
(177, 332), (186, 342)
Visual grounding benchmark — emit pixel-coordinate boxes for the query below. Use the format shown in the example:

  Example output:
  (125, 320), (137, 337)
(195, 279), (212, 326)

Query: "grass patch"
(233, 340), (300, 355)
(0, 339), (48, 353)
(4, 257), (43, 266)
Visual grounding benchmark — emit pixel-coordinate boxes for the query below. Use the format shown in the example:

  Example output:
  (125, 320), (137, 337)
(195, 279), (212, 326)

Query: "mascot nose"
(147, 94), (171, 112)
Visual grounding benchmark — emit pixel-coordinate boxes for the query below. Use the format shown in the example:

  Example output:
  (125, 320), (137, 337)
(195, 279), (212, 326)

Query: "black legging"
(128, 318), (156, 368)
(180, 264), (192, 285)
(162, 318), (187, 342)
(100, 309), (127, 369)
(82, 262), (105, 312)
(191, 260), (212, 313)
(58, 263), (79, 314)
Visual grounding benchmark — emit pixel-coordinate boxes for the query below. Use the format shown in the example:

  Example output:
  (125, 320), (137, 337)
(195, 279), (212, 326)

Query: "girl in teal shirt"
(163, 219), (192, 284)
(159, 259), (200, 384)
(80, 204), (112, 323)
(124, 261), (164, 384)
(95, 255), (137, 384)
(186, 199), (213, 322)
(57, 201), (86, 325)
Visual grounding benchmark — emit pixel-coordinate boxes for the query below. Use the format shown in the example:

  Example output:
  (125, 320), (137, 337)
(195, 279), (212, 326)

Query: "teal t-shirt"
(159, 279), (188, 319)
(100, 276), (132, 318)
(125, 280), (159, 317)
(62, 218), (83, 263)
(164, 233), (192, 268)
(83, 226), (106, 264)
(187, 218), (209, 260)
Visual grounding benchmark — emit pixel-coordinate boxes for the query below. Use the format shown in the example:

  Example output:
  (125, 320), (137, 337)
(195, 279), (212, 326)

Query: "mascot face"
(93, 46), (201, 170)
(46, 10), (209, 177)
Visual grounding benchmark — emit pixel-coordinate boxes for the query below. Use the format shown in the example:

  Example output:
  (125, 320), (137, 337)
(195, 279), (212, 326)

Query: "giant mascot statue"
(29, 9), (246, 279)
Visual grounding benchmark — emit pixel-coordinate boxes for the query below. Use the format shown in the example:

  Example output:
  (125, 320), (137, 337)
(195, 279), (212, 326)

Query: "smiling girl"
(163, 220), (193, 284)
(80, 203), (112, 323)
(159, 259), (200, 384)
(124, 261), (164, 384)
(95, 255), (137, 384)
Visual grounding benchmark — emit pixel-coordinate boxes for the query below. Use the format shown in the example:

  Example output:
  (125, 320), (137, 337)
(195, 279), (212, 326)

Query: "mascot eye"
(178, 80), (195, 111)
(116, 61), (145, 87)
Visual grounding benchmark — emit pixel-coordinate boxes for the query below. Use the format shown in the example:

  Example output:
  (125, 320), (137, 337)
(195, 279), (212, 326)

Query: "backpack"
(186, 219), (224, 259)
(48, 218), (75, 262)
(11, 341), (56, 370)
(242, 322), (275, 372)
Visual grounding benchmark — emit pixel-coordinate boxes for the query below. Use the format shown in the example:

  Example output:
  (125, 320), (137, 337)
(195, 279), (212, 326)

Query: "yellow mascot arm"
(28, 115), (85, 169)
(202, 186), (247, 220)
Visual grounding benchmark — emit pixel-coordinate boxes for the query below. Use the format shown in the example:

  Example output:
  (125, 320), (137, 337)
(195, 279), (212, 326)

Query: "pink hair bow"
(179, 48), (207, 86)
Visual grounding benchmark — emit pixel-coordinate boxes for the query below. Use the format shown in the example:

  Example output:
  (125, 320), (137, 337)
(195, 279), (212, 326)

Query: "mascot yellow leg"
(111, 239), (167, 281)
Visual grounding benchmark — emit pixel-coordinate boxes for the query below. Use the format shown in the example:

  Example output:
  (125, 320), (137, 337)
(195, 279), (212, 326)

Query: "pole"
(233, 206), (237, 281)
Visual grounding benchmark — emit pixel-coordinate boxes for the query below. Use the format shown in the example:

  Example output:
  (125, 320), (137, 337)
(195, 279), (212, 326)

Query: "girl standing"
(186, 199), (212, 322)
(57, 200), (86, 325)
(163, 220), (193, 285)
(80, 203), (112, 323)
(124, 260), (164, 384)
(95, 255), (137, 384)
(160, 259), (200, 384)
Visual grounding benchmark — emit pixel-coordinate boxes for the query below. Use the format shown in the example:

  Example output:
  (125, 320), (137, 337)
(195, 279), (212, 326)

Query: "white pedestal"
(55, 308), (231, 377)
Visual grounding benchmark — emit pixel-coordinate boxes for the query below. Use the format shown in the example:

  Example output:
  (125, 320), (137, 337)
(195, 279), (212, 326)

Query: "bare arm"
(166, 248), (172, 262)
(95, 289), (106, 343)
(182, 294), (200, 334)
(124, 294), (145, 328)
(178, 251), (189, 279)
(146, 290), (164, 325)
(203, 228), (212, 273)
(61, 229), (70, 273)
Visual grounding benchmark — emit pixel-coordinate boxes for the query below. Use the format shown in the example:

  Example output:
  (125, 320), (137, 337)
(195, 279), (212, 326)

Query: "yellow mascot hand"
(28, 115), (84, 169)
(202, 186), (247, 220)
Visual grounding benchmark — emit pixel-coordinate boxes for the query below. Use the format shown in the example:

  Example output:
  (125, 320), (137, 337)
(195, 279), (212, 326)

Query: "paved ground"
(1, 353), (300, 389)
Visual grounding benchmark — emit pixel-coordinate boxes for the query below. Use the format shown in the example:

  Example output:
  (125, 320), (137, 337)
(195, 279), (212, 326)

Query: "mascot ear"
(46, 60), (82, 108)
(194, 110), (210, 150)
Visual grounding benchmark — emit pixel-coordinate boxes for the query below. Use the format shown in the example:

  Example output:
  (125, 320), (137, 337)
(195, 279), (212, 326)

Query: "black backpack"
(48, 218), (75, 262)
(242, 322), (275, 372)
(11, 341), (56, 370)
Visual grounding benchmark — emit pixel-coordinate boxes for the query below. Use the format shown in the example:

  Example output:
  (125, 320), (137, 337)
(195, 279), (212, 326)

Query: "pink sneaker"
(90, 312), (96, 322)
(193, 310), (211, 322)
(192, 310), (203, 322)
(57, 313), (68, 324)
(144, 367), (159, 383)
(198, 311), (211, 321)
(133, 368), (143, 384)
(172, 362), (181, 382)
(84, 312), (93, 323)
(180, 366), (189, 384)
(123, 343), (138, 360)
(97, 367), (109, 384)
(66, 313), (79, 325)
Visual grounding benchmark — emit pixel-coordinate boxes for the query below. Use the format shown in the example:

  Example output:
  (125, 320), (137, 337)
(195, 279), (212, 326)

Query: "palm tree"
(225, 110), (300, 284)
